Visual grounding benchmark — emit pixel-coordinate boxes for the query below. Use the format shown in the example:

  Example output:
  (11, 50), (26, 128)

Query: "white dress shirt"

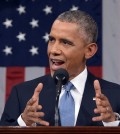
(18, 67), (119, 126)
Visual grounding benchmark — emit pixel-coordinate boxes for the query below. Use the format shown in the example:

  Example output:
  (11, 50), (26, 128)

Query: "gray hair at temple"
(56, 10), (98, 44)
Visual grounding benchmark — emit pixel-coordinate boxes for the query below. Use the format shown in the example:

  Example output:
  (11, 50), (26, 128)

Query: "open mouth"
(51, 59), (65, 66)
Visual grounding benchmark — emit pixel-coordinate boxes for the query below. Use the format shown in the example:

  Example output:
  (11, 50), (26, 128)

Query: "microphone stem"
(55, 79), (62, 126)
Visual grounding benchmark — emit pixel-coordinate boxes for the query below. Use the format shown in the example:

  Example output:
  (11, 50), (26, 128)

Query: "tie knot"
(64, 82), (74, 92)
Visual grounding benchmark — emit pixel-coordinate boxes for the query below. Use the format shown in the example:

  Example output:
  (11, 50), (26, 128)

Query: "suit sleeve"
(0, 86), (21, 126)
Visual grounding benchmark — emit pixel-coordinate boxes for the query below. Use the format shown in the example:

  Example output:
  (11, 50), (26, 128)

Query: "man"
(0, 10), (120, 126)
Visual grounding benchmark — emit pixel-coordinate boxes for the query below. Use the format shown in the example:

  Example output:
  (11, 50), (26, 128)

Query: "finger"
(28, 111), (45, 118)
(29, 116), (49, 126)
(92, 113), (111, 122)
(32, 83), (43, 99)
(27, 98), (37, 106)
(94, 107), (109, 114)
(92, 115), (103, 122)
(97, 93), (108, 101)
(94, 80), (102, 96)
(36, 119), (49, 126)
(95, 97), (106, 107)
(95, 94), (111, 109)
(97, 100), (110, 108)
(26, 105), (42, 112)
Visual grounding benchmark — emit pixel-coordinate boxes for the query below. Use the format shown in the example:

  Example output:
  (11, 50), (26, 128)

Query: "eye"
(63, 40), (68, 45)
(62, 39), (73, 46)
(48, 36), (55, 43)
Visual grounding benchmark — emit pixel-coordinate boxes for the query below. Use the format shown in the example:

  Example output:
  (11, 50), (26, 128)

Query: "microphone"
(53, 68), (69, 96)
(53, 68), (69, 126)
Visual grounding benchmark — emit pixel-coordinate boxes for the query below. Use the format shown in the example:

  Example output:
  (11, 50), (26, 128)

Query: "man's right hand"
(21, 83), (49, 126)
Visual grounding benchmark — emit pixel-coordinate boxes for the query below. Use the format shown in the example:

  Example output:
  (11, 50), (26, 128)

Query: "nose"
(49, 42), (62, 55)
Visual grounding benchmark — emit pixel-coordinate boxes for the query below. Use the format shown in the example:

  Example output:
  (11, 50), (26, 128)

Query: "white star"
(16, 5), (26, 15)
(29, 46), (39, 56)
(16, 32), (26, 42)
(3, 46), (12, 55)
(70, 5), (79, 11)
(43, 33), (49, 42)
(3, 19), (13, 28)
(29, 18), (39, 28)
(43, 5), (52, 15)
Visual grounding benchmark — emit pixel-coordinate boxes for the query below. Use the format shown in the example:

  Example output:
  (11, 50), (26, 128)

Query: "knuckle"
(27, 99), (32, 105)
(26, 105), (31, 111)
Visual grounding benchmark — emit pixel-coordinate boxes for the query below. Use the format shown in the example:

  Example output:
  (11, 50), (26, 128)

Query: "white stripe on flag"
(0, 67), (6, 118)
(103, 0), (120, 84)
(25, 67), (46, 81)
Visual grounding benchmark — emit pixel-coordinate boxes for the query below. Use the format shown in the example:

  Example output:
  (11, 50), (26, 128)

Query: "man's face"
(47, 20), (88, 80)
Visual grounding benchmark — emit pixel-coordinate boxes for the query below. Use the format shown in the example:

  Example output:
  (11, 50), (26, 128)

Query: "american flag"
(0, 0), (102, 117)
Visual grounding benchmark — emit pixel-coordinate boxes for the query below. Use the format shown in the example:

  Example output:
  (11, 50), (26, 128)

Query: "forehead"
(50, 20), (79, 37)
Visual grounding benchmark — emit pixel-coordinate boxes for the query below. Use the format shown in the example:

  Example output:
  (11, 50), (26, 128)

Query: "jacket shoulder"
(16, 74), (52, 87)
(88, 71), (120, 92)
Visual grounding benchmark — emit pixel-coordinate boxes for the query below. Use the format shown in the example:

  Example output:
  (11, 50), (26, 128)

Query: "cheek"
(67, 51), (85, 65)
(66, 53), (78, 65)
(47, 44), (50, 55)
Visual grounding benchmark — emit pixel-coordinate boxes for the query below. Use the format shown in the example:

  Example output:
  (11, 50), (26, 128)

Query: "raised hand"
(92, 80), (116, 122)
(21, 83), (49, 126)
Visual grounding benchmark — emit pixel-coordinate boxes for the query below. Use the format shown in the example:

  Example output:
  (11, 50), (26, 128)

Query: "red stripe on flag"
(45, 67), (102, 78)
(45, 67), (50, 75)
(88, 66), (102, 78)
(6, 67), (25, 101)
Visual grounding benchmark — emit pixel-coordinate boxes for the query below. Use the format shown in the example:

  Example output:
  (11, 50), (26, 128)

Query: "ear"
(85, 43), (98, 59)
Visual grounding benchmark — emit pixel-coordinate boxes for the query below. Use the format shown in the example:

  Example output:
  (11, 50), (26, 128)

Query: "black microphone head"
(53, 68), (69, 85)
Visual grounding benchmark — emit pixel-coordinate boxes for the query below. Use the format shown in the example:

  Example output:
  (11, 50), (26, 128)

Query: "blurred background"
(0, 0), (120, 118)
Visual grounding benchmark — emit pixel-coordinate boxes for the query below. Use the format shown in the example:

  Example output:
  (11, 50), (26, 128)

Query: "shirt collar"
(70, 67), (88, 95)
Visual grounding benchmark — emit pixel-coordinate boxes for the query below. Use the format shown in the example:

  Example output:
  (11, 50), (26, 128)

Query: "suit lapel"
(76, 72), (103, 126)
(39, 75), (56, 126)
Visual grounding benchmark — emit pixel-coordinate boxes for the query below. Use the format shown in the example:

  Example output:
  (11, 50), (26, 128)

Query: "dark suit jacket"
(1, 71), (120, 126)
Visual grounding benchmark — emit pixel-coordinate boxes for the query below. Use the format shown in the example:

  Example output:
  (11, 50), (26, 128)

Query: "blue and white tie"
(59, 82), (75, 126)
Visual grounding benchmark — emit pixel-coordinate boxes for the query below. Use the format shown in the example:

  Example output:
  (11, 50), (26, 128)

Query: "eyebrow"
(48, 35), (54, 39)
(60, 38), (74, 45)
(49, 35), (74, 46)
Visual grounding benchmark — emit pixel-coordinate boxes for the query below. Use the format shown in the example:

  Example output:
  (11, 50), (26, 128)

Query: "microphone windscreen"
(53, 68), (69, 85)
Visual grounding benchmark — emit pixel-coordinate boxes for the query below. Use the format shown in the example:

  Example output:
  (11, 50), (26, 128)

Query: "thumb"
(94, 80), (101, 95)
(32, 83), (43, 100)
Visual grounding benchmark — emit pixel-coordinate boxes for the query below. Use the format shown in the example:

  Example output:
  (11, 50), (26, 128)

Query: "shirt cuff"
(17, 114), (37, 126)
(103, 120), (120, 126)
(17, 115), (27, 126)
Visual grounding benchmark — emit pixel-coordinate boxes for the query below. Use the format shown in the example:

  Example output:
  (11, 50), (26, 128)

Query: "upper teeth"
(52, 59), (60, 62)
(51, 59), (64, 65)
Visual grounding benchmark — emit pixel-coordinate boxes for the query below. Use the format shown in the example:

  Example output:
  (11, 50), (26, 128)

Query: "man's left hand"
(92, 80), (116, 122)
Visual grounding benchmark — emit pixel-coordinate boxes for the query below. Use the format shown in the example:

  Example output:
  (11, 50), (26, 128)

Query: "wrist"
(114, 112), (120, 121)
